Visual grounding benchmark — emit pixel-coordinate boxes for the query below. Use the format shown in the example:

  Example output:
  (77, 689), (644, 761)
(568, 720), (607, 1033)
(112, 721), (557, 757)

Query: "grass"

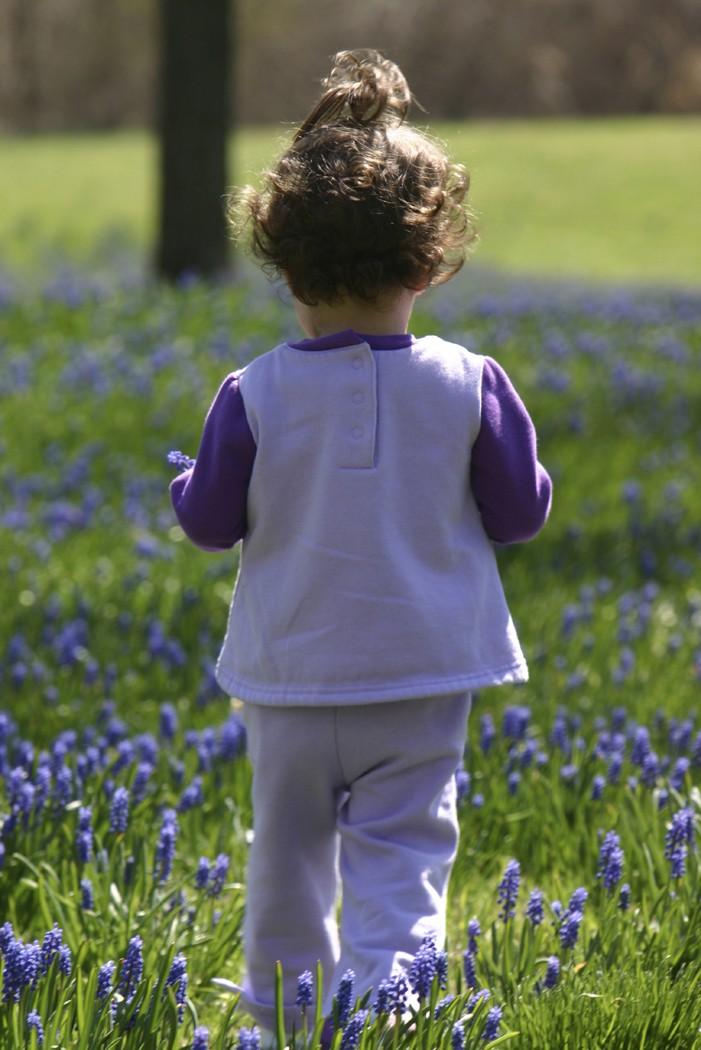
(1, 116), (700, 286)
(1, 117), (701, 1047)
(1, 265), (701, 1047)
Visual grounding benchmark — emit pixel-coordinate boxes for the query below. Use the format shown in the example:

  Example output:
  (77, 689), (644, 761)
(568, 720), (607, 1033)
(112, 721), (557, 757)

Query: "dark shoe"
(319, 1016), (335, 1049)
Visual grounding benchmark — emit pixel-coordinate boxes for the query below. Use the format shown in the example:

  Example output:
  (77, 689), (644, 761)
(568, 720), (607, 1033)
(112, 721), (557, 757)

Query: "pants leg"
(236, 702), (348, 1033)
(322, 691), (471, 1017)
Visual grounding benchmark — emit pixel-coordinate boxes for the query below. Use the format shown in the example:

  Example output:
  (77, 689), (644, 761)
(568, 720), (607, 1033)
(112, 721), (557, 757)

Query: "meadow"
(2, 117), (700, 285)
(1, 119), (701, 1048)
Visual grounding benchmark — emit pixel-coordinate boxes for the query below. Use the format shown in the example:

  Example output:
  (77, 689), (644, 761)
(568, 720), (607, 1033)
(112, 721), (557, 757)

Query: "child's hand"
(167, 450), (196, 470)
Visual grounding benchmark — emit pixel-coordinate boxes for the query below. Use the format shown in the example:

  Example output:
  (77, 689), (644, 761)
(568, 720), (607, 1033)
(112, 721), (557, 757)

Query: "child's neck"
(294, 286), (419, 339)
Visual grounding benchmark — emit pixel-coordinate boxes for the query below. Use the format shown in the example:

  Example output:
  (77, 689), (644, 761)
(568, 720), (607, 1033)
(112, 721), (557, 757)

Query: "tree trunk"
(155, 0), (231, 282)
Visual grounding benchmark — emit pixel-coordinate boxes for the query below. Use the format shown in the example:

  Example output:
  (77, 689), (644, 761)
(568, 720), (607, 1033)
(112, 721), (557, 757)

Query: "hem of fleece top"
(215, 659), (528, 705)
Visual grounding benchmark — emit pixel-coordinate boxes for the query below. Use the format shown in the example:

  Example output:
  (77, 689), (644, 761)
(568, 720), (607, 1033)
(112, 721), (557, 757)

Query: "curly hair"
(226, 49), (478, 306)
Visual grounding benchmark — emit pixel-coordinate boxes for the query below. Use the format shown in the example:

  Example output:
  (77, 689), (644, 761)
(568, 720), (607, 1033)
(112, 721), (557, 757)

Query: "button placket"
(337, 346), (377, 469)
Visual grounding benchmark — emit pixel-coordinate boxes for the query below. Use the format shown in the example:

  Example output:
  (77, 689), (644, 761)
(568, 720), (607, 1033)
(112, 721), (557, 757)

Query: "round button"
(352, 391), (364, 403)
(352, 426), (363, 438)
(352, 357), (363, 370)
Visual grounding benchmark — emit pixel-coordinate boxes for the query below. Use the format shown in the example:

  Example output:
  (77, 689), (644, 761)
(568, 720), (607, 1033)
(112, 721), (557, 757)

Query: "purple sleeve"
(169, 372), (256, 551)
(470, 357), (552, 544)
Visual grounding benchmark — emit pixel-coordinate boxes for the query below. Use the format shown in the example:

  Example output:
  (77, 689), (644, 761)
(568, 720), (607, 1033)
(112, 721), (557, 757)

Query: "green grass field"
(1, 118), (701, 1048)
(2, 269), (701, 1047)
(2, 116), (700, 286)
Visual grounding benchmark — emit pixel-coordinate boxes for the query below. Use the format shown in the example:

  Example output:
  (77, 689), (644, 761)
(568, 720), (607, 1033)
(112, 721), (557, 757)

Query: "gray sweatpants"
(233, 691), (472, 1033)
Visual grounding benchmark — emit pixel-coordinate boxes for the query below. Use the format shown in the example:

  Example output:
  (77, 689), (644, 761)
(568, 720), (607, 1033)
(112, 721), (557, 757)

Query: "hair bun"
(294, 49), (411, 143)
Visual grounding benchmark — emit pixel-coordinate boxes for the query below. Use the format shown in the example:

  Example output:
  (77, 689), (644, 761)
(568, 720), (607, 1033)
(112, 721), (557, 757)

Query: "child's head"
(227, 49), (478, 307)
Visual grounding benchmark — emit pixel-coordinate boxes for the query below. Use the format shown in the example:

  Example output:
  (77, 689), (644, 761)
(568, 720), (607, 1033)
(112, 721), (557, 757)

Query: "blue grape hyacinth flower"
(386, 971), (409, 1014)
(336, 969), (355, 1027)
(96, 960), (116, 1001)
(544, 955), (560, 989)
(154, 808), (179, 883)
(236, 1028), (260, 1050)
(165, 952), (188, 1023)
(168, 450), (196, 471)
(467, 988), (490, 1014)
(559, 909), (583, 950)
(80, 878), (94, 911)
(664, 806), (694, 880)
(467, 917), (481, 954)
(76, 806), (93, 862)
(341, 1009), (368, 1050)
(374, 978), (391, 1016)
(497, 859), (520, 922)
(109, 787), (129, 834)
(409, 934), (439, 1000)
(482, 1004), (503, 1041)
(160, 702), (178, 741)
(568, 887), (588, 914)
(195, 857), (211, 890)
(209, 853), (230, 897)
(526, 888), (544, 926)
(435, 993), (455, 1020)
(463, 947), (478, 989)
(118, 936), (143, 1004)
(40, 923), (63, 976)
(296, 969), (314, 1010)
(192, 1027), (209, 1050)
(26, 1009), (44, 1047)
(2, 937), (26, 1003)
(596, 830), (624, 891)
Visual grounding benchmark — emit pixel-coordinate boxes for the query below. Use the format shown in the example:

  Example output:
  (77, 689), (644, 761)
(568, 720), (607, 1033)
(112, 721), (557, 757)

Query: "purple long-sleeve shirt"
(170, 329), (552, 551)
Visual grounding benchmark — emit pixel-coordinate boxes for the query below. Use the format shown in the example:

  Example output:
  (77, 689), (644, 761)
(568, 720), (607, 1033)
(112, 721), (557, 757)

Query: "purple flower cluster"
(236, 1027), (260, 1049)
(0, 922), (74, 1005)
(76, 805), (94, 862)
(97, 960), (116, 1001)
(118, 935), (143, 1005)
(335, 969), (355, 1027)
(26, 1009), (44, 1046)
(544, 955), (560, 989)
(164, 952), (188, 1023)
(497, 859), (520, 922)
(192, 1026), (210, 1050)
(408, 933), (447, 1000)
(664, 806), (695, 879)
(168, 450), (196, 471)
(482, 1004), (503, 1041)
(373, 970), (409, 1017)
(154, 807), (179, 883)
(296, 968), (314, 1010)
(525, 888), (544, 926)
(109, 786), (130, 833)
(340, 1008), (368, 1049)
(596, 830), (624, 892)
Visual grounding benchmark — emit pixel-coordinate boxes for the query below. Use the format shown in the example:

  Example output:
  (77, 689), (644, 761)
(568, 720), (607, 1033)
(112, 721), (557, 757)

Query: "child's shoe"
(319, 1016), (335, 1049)
(258, 1017), (335, 1049)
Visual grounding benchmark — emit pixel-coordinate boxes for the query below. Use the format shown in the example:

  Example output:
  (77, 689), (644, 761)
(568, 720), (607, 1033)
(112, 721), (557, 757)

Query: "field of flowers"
(1, 252), (701, 1049)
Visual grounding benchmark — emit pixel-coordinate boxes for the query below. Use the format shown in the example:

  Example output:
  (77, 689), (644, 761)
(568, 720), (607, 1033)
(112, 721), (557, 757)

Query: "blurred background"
(3, 0), (701, 128)
(1, 0), (700, 286)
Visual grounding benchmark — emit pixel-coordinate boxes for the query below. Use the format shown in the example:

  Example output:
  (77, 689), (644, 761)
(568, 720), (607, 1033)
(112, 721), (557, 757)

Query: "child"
(169, 49), (552, 1048)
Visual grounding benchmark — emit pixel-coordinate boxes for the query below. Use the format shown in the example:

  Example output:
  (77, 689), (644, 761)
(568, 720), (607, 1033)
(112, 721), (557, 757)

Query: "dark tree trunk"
(10, 0), (41, 131)
(155, 0), (231, 282)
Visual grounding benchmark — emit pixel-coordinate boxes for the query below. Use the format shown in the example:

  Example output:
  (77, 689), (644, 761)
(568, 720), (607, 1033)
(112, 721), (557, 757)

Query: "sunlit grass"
(2, 117), (700, 284)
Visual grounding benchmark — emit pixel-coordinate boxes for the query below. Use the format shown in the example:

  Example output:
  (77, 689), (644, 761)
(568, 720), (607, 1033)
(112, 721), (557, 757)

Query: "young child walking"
(169, 49), (552, 1048)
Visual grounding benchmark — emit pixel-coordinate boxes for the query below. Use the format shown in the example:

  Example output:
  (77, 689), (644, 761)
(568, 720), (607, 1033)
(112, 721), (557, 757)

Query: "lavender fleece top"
(170, 328), (552, 551)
